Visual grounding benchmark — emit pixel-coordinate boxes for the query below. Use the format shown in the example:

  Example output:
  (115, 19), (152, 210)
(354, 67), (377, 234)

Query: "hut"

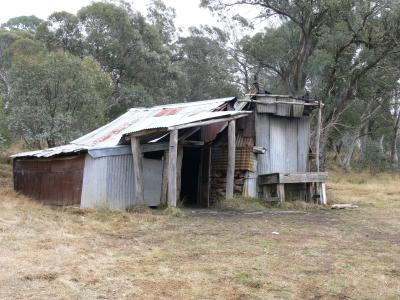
(12, 95), (327, 209)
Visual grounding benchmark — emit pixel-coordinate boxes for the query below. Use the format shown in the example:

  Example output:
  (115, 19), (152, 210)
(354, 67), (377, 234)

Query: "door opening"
(180, 148), (201, 206)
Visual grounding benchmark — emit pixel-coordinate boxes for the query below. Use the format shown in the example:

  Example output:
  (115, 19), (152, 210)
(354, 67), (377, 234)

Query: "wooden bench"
(258, 172), (328, 205)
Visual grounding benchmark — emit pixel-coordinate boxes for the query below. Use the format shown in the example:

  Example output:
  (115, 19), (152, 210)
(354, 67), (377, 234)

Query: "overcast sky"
(0, 0), (223, 30)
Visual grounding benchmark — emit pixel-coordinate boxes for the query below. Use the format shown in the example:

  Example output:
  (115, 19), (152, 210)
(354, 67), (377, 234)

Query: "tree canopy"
(1, 0), (400, 170)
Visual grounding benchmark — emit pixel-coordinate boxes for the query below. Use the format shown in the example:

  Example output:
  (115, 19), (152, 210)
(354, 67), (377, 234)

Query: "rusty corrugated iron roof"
(13, 97), (250, 158)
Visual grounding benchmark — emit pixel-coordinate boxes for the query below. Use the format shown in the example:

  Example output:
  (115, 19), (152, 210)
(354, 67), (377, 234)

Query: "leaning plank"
(331, 204), (358, 209)
(131, 136), (144, 205)
(168, 129), (178, 207)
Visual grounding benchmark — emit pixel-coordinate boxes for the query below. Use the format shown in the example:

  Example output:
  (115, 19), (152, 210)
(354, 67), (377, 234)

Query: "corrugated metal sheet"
(81, 155), (108, 208)
(243, 171), (257, 197)
(12, 97), (250, 159)
(270, 116), (286, 172)
(11, 144), (87, 158)
(255, 114), (311, 174)
(106, 155), (135, 209)
(255, 95), (311, 117)
(81, 154), (162, 209)
(255, 113), (270, 175)
(297, 117), (311, 172)
(14, 155), (85, 206)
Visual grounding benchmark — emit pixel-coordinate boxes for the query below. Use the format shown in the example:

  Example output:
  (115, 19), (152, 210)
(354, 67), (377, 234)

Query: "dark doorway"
(180, 148), (201, 206)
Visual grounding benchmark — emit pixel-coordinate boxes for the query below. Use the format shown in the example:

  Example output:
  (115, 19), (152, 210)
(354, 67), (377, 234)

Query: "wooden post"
(316, 101), (322, 172)
(161, 150), (169, 205)
(277, 184), (285, 203)
(225, 120), (236, 200)
(168, 129), (178, 207)
(319, 182), (327, 205)
(131, 136), (144, 205)
(176, 146), (183, 203)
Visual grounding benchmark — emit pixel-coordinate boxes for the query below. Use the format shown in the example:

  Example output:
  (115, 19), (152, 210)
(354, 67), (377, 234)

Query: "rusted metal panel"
(211, 135), (256, 172)
(12, 98), (248, 159)
(202, 121), (226, 143)
(13, 155), (84, 206)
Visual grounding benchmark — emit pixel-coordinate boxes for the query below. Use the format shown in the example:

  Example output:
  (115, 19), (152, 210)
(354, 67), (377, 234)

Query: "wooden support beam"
(320, 182), (327, 205)
(168, 129), (178, 207)
(277, 184), (285, 203)
(176, 146), (183, 204)
(316, 102), (322, 172)
(160, 150), (169, 205)
(225, 120), (236, 200)
(130, 136), (144, 205)
(169, 113), (250, 130)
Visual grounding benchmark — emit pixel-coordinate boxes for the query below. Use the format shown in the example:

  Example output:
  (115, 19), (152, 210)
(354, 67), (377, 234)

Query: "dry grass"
(0, 169), (399, 299)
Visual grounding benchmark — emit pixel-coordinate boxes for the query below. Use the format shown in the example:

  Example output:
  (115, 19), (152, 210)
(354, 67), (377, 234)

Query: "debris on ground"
(331, 204), (359, 209)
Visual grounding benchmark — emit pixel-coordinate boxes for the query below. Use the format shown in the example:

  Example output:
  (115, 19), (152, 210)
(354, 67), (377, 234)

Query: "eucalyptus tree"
(204, 0), (400, 167)
(35, 11), (83, 56)
(176, 26), (242, 101)
(7, 51), (113, 148)
(1, 15), (43, 35)
(77, 2), (182, 117)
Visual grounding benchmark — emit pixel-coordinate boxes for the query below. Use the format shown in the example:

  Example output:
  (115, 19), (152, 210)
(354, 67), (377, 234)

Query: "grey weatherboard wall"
(81, 151), (163, 209)
(255, 114), (311, 175)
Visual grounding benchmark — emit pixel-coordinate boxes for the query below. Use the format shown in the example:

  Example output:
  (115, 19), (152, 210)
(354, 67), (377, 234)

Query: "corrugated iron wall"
(81, 156), (108, 208)
(81, 154), (163, 209)
(13, 155), (85, 206)
(255, 114), (311, 174)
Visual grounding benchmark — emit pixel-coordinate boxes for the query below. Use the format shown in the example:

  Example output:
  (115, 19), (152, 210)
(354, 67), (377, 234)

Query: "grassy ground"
(0, 165), (399, 299)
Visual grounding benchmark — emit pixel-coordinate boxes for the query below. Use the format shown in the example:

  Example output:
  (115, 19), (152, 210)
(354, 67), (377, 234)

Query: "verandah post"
(131, 135), (144, 205)
(168, 129), (178, 207)
(225, 120), (236, 200)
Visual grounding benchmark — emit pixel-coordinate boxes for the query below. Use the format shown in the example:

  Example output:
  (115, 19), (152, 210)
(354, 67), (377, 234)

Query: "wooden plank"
(259, 172), (328, 185)
(168, 129), (178, 207)
(170, 113), (250, 130)
(131, 136), (144, 205)
(141, 140), (204, 153)
(142, 143), (168, 153)
(225, 120), (236, 200)
(239, 99), (319, 106)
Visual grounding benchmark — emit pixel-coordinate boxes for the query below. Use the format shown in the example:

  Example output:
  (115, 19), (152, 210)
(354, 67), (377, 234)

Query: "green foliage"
(1, 15), (43, 34)
(36, 11), (83, 55)
(177, 26), (242, 101)
(7, 51), (112, 148)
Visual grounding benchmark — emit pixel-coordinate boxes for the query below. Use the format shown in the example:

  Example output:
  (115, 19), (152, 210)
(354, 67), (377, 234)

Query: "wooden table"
(258, 172), (328, 204)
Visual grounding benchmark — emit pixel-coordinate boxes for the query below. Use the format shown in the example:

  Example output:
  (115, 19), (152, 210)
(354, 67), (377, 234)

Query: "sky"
(0, 0), (222, 30)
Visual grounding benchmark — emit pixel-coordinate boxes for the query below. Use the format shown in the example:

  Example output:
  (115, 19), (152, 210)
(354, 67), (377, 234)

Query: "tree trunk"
(391, 101), (400, 166)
